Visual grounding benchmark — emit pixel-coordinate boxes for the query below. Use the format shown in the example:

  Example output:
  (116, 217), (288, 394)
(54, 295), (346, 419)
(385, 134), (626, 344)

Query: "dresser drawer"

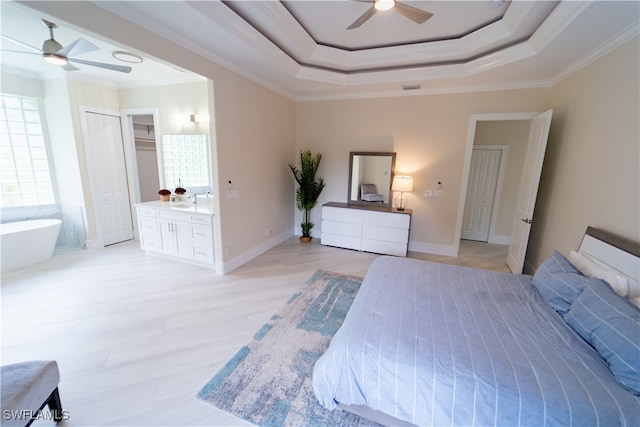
(363, 210), (410, 229)
(322, 219), (362, 238)
(362, 224), (409, 243)
(322, 206), (363, 223)
(321, 232), (361, 251)
(361, 239), (407, 257)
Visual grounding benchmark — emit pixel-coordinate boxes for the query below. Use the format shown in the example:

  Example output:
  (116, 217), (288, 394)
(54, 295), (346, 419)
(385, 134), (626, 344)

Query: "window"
(0, 95), (55, 207)
(161, 134), (211, 191)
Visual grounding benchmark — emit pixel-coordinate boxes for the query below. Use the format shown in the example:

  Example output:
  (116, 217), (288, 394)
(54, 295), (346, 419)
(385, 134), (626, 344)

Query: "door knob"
(520, 218), (533, 224)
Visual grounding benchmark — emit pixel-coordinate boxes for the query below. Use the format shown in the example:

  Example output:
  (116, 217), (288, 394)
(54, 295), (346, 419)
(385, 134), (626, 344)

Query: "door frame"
(120, 107), (161, 240)
(454, 112), (539, 256)
(462, 145), (509, 244)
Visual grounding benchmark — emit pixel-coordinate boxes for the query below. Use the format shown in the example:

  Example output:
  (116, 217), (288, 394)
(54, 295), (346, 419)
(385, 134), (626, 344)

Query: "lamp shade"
(392, 175), (413, 192)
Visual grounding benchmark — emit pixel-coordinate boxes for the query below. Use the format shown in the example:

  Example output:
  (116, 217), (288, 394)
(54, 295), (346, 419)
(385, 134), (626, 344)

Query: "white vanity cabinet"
(135, 201), (215, 269)
(321, 202), (411, 257)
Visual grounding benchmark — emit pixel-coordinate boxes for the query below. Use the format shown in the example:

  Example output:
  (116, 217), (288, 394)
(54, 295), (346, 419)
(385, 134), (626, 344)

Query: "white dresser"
(321, 202), (411, 257)
(135, 201), (215, 269)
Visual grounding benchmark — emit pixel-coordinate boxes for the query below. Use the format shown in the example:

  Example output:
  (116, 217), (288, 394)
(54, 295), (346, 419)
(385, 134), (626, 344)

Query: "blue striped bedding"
(312, 256), (640, 426)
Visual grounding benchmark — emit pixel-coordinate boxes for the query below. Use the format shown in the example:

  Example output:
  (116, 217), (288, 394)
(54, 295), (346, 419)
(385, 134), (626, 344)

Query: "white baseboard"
(408, 240), (458, 257)
(220, 229), (293, 275)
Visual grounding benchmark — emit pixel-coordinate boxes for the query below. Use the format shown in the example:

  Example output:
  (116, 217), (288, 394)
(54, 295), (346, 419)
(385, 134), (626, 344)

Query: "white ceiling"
(2, 1), (639, 101)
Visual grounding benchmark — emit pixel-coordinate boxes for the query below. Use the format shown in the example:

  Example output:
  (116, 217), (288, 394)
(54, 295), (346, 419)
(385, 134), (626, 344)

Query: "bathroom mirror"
(348, 151), (396, 206)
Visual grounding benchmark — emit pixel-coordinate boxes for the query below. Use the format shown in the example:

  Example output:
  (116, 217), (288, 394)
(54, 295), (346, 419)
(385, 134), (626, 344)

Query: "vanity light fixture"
(392, 175), (413, 211)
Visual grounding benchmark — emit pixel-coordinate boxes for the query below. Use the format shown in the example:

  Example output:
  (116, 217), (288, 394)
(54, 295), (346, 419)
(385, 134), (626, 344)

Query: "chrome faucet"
(191, 191), (212, 205)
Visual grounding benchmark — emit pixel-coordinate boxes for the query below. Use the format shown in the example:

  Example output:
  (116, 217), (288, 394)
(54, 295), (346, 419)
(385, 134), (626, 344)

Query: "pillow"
(569, 250), (630, 297)
(564, 279), (640, 395)
(532, 251), (590, 314)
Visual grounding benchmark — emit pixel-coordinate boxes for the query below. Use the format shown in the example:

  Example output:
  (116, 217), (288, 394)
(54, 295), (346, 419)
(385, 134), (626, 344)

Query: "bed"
(313, 227), (640, 426)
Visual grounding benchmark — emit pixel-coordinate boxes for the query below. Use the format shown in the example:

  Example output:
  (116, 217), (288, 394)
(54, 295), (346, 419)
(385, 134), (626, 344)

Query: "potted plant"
(289, 150), (325, 242)
(158, 189), (171, 201)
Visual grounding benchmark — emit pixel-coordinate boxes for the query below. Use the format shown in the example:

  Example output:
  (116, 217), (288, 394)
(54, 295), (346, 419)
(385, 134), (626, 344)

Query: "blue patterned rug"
(197, 270), (380, 426)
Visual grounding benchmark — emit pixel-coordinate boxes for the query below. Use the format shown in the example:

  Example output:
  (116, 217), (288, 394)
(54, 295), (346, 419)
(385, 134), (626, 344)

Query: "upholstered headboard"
(577, 226), (640, 299)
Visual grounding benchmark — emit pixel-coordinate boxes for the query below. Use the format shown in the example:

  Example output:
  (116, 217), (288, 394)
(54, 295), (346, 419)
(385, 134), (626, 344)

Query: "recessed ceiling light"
(112, 51), (143, 64)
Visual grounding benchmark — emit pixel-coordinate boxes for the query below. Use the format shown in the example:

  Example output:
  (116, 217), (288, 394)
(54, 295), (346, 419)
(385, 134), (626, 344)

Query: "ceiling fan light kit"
(374, 0), (396, 12)
(43, 53), (67, 66)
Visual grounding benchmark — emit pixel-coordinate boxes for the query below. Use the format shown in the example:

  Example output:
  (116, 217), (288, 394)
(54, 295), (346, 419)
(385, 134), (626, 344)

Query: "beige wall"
(527, 36), (640, 267)
(296, 90), (550, 254)
(119, 80), (209, 137)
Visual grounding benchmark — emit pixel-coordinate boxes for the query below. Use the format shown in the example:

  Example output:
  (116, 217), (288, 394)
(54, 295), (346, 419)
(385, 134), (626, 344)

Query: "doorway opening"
(456, 111), (553, 273)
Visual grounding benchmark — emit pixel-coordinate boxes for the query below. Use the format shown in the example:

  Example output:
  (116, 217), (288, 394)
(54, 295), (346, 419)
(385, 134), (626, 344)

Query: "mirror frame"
(347, 151), (396, 206)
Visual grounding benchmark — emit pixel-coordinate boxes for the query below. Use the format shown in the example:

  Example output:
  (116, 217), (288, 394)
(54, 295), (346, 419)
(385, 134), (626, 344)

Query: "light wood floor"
(1, 238), (507, 426)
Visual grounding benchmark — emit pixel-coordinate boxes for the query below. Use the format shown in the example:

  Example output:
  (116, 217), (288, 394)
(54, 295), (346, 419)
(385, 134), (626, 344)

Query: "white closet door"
(461, 148), (502, 242)
(83, 111), (134, 246)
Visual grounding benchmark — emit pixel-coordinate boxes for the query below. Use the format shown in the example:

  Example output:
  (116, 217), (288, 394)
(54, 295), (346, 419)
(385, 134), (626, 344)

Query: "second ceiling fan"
(347, 0), (433, 30)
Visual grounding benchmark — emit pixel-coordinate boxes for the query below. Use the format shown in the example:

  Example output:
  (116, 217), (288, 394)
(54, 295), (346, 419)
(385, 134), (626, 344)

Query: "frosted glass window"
(161, 134), (210, 191)
(0, 95), (55, 207)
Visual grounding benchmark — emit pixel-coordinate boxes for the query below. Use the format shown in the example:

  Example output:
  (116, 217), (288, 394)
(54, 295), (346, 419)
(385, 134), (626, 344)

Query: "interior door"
(461, 148), (502, 242)
(83, 111), (134, 246)
(506, 110), (553, 273)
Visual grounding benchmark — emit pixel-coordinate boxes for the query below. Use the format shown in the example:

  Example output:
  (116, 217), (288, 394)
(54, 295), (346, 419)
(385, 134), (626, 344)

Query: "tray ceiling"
(2, 1), (639, 101)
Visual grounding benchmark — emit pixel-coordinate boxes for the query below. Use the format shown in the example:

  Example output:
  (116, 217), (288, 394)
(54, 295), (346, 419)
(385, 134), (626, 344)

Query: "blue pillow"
(565, 279), (640, 395)
(532, 251), (590, 314)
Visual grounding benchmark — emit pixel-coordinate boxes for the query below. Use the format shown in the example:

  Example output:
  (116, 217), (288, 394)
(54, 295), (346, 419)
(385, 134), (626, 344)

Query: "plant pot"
(300, 236), (312, 243)
(160, 194), (170, 201)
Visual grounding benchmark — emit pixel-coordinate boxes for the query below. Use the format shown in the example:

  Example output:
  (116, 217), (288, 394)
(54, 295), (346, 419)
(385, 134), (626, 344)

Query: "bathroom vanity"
(135, 201), (215, 269)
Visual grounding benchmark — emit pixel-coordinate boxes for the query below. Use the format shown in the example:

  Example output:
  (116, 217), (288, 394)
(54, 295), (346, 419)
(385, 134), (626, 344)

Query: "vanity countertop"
(135, 200), (215, 216)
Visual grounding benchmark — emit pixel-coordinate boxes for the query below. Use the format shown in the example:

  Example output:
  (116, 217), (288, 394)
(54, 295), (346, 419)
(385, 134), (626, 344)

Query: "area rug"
(197, 270), (380, 426)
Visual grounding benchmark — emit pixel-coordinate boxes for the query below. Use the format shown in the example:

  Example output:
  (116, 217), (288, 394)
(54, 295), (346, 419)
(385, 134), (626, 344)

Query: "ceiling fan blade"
(0, 34), (42, 53)
(68, 58), (132, 73)
(57, 37), (98, 57)
(0, 49), (41, 56)
(347, 6), (377, 30)
(62, 63), (80, 72)
(394, 1), (433, 24)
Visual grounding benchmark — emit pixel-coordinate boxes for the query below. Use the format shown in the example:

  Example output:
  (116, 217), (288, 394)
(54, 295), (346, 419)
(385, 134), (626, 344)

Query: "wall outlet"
(224, 247), (231, 256)
(424, 189), (433, 197)
(265, 228), (272, 236)
(227, 190), (238, 199)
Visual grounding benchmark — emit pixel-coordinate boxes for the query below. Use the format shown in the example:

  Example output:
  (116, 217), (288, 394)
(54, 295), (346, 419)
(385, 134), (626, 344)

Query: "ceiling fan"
(347, 0), (433, 30)
(0, 19), (132, 73)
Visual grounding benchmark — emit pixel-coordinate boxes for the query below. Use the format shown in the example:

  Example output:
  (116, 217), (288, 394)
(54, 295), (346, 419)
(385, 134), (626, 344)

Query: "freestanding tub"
(1, 219), (62, 273)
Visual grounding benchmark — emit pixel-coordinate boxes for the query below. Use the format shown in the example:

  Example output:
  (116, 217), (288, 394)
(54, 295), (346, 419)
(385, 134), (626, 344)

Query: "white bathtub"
(1, 219), (62, 272)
